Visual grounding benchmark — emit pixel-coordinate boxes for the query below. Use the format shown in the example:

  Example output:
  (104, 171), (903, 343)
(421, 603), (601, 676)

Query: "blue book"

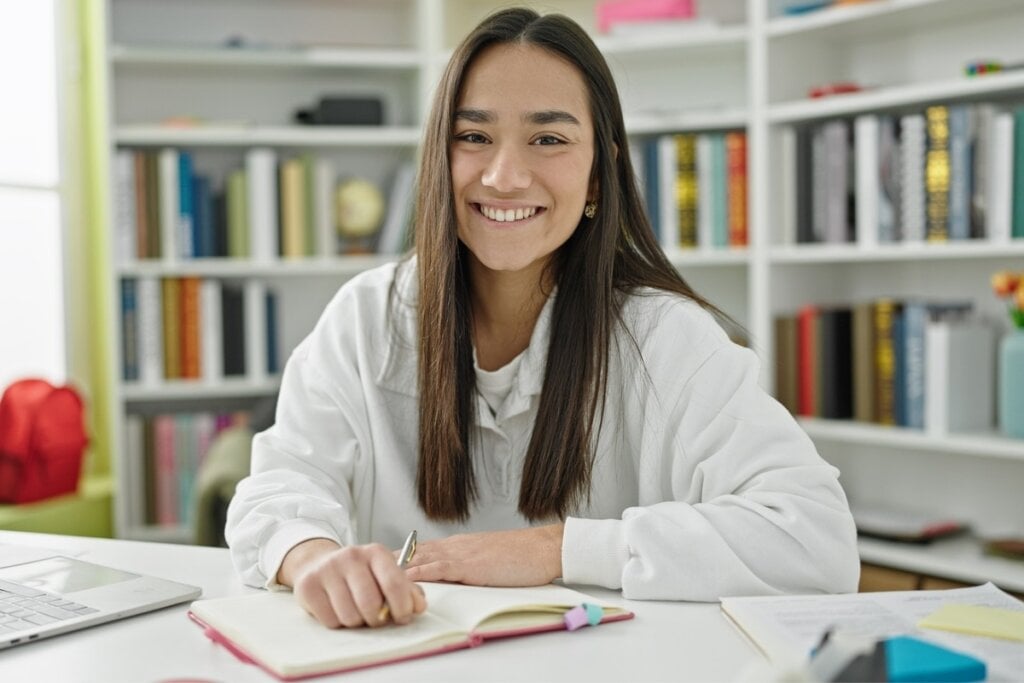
(710, 133), (729, 248)
(947, 105), (971, 240)
(892, 309), (907, 427)
(178, 152), (195, 258)
(902, 302), (927, 430)
(643, 137), (661, 243)
(120, 278), (139, 381)
(265, 290), (279, 375)
(191, 175), (214, 258)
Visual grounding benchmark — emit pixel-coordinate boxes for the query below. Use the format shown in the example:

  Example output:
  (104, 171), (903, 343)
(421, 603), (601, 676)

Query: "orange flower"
(1016, 284), (1024, 312)
(992, 271), (1021, 297)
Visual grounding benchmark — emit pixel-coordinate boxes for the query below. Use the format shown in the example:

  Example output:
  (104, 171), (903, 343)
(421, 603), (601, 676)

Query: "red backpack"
(0, 379), (89, 504)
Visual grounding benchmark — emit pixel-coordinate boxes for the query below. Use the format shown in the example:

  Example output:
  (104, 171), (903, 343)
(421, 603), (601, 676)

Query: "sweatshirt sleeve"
(561, 301), (860, 600)
(225, 335), (366, 590)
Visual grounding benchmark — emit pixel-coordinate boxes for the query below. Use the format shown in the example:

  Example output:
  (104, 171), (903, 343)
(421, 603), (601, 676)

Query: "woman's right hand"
(278, 538), (427, 628)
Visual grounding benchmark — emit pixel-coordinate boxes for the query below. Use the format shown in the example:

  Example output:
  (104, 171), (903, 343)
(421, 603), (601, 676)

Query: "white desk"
(0, 531), (760, 682)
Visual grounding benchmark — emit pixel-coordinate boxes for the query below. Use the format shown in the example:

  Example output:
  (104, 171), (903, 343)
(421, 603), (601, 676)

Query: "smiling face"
(450, 43), (595, 279)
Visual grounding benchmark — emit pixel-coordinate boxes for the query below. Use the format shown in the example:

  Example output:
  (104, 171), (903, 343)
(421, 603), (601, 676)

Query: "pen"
(377, 530), (417, 622)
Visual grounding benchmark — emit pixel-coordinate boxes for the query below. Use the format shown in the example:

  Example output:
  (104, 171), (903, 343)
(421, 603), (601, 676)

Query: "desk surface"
(0, 531), (760, 683)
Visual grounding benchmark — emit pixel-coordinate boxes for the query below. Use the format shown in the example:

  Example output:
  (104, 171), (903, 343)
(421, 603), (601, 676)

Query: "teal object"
(885, 636), (985, 682)
(1000, 329), (1024, 439)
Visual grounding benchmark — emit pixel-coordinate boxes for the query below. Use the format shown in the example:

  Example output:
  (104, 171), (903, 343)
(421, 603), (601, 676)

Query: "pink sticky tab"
(564, 605), (589, 631)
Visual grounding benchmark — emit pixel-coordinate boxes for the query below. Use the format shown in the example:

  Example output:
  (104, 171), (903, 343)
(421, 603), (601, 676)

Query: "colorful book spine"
(120, 278), (139, 381)
(852, 301), (876, 423)
(710, 133), (729, 248)
(178, 151), (195, 258)
(642, 136), (661, 242)
(902, 302), (927, 430)
(279, 158), (307, 259)
(137, 276), (164, 385)
(924, 106), (950, 242)
(946, 104), (971, 240)
(145, 152), (162, 259)
(877, 115), (901, 243)
(179, 276), (202, 379)
(153, 414), (178, 526)
(873, 299), (898, 425)
(1013, 107), (1024, 238)
(227, 169), (249, 258)
(133, 151), (149, 258)
(797, 305), (818, 417)
(696, 134), (715, 250)
(899, 114), (926, 242)
(725, 131), (748, 246)
(161, 277), (182, 379)
(675, 133), (698, 248)
(159, 148), (180, 260)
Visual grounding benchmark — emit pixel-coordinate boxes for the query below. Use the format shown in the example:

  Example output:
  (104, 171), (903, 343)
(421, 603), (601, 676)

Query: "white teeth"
(480, 205), (538, 222)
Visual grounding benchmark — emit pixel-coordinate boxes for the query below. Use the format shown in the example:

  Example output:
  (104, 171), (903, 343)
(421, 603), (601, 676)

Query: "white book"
(199, 278), (223, 383)
(696, 134), (715, 251)
(778, 126), (797, 247)
(377, 163), (417, 255)
(114, 150), (137, 264)
(244, 279), (267, 381)
(854, 114), (879, 249)
(924, 319), (995, 435)
(246, 148), (279, 261)
(657, 134), (679, 252)
(987, 111), (1014, 243)
(823, 120), (849, 243)
(314, 157), (336, 258)
(899, 114), (926, 242)
(158, 148), (180, 260)
(136, 276), (164, 386)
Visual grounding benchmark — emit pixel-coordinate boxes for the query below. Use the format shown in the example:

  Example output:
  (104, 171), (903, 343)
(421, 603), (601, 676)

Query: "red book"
(797, 305), (818, 417)
(725, 131), (748, 246)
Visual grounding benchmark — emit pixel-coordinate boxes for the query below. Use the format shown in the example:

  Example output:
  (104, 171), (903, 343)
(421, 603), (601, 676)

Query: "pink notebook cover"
(596, 0), (695, 33)
(188, 609), (634, 681)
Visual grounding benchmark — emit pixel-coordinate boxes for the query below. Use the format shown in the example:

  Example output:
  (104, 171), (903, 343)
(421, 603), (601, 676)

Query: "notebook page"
(422, 582), (623, 633)
(190, 591), (466, 678)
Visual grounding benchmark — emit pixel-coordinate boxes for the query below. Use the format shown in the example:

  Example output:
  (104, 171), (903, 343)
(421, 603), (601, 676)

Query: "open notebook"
(189, 582), (633, 680)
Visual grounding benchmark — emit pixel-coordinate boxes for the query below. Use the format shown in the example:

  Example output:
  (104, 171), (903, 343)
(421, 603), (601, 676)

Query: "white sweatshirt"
(226, 261), (860, 599)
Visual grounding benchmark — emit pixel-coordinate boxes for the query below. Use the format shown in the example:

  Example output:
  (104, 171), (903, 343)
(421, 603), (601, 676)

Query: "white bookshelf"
(96, 0), (1024, 589)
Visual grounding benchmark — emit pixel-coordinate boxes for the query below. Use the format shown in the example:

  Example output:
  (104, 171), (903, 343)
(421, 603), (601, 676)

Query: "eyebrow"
(453, 108), (581, 126)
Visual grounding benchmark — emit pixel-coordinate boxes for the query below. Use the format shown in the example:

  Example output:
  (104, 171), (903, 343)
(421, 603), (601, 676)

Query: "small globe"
(335, 178), (385, 238)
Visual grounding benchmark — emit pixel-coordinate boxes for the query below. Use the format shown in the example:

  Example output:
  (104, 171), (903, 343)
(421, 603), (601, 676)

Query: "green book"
(302, 153), (317, 257)
(227, 170), (249, 258)
(1013, 107), (1024, 238)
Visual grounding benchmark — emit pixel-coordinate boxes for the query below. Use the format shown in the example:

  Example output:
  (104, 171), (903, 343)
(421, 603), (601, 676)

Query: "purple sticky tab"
(583, 602), (603, 626)
(564, 605), (589, 631)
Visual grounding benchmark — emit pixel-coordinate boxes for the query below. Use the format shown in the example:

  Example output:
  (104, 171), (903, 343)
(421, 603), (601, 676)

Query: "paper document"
(721, 583), (1024, 681)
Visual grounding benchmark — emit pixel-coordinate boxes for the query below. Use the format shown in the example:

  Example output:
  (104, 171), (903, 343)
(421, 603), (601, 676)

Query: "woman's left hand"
(403, 524), (564, 587)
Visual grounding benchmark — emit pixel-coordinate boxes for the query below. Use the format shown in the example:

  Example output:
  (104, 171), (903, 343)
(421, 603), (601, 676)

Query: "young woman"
(226, 7), (859, 629)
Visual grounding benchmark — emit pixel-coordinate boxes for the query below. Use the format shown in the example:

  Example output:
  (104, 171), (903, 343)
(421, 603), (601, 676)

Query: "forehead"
(457, 43), (591, 124)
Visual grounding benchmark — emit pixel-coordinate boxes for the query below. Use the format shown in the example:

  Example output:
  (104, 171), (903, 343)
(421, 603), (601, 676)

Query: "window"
(0, 0), (66, 391)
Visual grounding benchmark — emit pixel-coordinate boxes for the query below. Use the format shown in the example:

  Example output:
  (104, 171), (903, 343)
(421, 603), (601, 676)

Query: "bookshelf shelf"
(767, 0), (1018, 40)
(667, 248), (749, 267)
(798, 418), (1024, 463)
(122, 378), (281, 403)
(595, 24), (748, 55)
(769, 240), (1024, 264)
(625, 107), (748, 135)
(767, 70), (1024, 124)
(858, 535), (1024, 593)
(110, 45), (423, 70)
(117, 255), (399, 279)
(114, 125), (422, 148)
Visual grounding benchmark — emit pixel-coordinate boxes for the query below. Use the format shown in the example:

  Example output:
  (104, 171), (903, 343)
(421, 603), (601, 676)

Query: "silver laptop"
(0, 545), (201, 648)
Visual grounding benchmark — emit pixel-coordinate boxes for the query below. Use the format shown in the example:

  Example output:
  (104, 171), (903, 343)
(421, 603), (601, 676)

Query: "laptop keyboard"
(0, 578), (98, 634)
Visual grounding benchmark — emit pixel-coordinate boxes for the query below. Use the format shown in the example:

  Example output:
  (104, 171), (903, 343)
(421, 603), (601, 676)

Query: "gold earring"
(584, 201), (597, 218)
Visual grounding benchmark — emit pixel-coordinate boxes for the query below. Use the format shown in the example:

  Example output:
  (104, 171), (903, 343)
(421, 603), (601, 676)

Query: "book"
(899, 114), (926, 242)
(1013, 107), (1024, 239)
(725, 131), (747, 246)
(675, 133), (698, 248)
(988, 111), (1015, 243)
(924, 317), (995, 435)
(159, 148), (180, 260)
(120, 278), (139, 381)
(877, 115), (901, 243)
(189, 582), (632, 681)
(924, 105), (950, 242)
(854, 113), (879, 249)
(696, 134), (715, 250)
(947, 104), (972, 240)
(657, 133), (679, 251)
(247, 147), (279, 261)
(721, 583), (1024, 681)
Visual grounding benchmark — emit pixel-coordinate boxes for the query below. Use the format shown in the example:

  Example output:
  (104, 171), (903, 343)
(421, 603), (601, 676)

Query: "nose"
(481, 143), (531, 193)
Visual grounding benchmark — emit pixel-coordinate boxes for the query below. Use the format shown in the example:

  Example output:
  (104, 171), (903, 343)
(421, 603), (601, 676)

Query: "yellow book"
(279, 158), (307, 259)
(161, 277), (181, 380)
(189, 583), (631, 680)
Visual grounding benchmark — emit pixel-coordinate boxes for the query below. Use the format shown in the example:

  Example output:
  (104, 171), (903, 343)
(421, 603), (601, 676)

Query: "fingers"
(294, 544), (426, 629)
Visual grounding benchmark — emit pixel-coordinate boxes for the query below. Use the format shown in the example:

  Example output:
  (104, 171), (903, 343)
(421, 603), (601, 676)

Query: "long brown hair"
(407, 7), (728, 522)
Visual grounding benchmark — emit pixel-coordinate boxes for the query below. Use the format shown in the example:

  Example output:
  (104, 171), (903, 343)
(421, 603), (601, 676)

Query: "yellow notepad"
(919, 604), (1024, 642)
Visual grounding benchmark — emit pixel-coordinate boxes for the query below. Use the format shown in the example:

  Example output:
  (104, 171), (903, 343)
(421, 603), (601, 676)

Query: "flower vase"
(999, 329), (1024, 439)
